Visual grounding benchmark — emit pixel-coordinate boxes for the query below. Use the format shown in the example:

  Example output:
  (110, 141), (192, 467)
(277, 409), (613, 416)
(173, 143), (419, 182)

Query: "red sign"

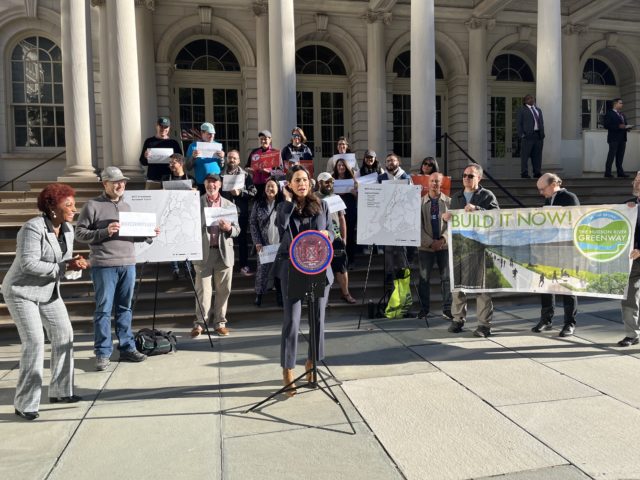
(252, 150), (281, 173)
(411, 174), (452, 197)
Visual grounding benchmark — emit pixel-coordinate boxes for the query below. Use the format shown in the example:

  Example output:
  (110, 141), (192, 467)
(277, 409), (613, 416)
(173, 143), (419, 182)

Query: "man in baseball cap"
(185, 122), (225, 193)
(140, 116), (182, 187)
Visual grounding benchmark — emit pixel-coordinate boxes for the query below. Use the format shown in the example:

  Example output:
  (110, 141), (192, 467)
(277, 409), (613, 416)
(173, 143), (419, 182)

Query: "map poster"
(123, 190), (203, 263)
(356, 183), (421, 246)
(447, 204), (637, 299)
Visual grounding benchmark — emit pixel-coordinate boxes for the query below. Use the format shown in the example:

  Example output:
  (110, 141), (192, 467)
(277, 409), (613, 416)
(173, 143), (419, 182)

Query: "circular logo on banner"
(573, 209), (632, 262)
(289, 230), (333, 274)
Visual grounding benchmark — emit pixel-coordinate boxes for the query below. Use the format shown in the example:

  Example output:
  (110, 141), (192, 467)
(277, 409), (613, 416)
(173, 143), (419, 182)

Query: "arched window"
(175, 39), (240, 71)
(295, 45), (346, 75)
(392, 51), (444, 79)
(11, 36), (64, 147)
(491, 54), (534, 82)
(582, 58), (616, 85)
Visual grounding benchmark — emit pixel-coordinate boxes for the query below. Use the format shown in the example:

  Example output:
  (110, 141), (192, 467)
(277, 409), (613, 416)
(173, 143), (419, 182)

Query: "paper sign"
(330, 153), (357, 170)
(323, 195), (347, 214)
(204, 206), (238, 226)
(118, 212), (157, 237)
(381, 178), (410, 185)
(196, 141), (223, 158)
(222, 173), (245, 192)
(356, 173), (378, 185)
(258, 244), (280, 264)
(162, 180), (193, 190)
(333, 179), (355, 194)
(147, 148), (174, 164)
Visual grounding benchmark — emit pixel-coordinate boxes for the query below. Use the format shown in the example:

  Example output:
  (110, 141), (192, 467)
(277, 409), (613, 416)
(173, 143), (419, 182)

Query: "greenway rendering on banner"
(447, 205), (637, 299)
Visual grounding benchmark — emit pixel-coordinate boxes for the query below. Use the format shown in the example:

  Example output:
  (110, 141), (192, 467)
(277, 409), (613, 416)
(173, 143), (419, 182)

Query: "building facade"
(1, 0), (639, 187)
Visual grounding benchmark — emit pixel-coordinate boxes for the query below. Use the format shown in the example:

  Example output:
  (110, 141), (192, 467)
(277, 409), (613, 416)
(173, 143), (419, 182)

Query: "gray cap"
(258, 130), (272, 138)
(317, 172), (333, 182)
(364, 149), (377, 158)
(200, 122), (216, 134)
(101, 166), (129, 182)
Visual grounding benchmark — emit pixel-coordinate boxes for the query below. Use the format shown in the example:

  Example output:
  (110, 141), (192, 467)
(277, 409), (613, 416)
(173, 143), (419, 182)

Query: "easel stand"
(357, 244), (378, 329)
(244, 269), (355, 434)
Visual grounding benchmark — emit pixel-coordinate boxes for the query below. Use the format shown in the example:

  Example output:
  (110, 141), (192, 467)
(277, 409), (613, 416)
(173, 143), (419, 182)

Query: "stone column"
(135, 0), (158, 138)
(268, 0), (296, 150)
(466, 17), (492, 167)
(91, 0), (111, 170)
(537, 0), (562, 167)
(365, 10), (390, 161)
(107, 0), (143, 177)
(60, 0), (96, 177)
(410, 0), (436, 170)
(254, 1), (271, 133)
(562, 24), (584, 141)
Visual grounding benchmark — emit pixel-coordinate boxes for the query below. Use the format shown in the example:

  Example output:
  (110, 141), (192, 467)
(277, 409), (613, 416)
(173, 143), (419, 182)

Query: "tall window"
(295, 45), (346, 75)
(491, 54), (534, 82)
(175, 40), (240, 71)
(11, 36), (64, 148)
(392, 51), (444, 79)
(583, 58), (616, 86)
(581, 58), (617, 129)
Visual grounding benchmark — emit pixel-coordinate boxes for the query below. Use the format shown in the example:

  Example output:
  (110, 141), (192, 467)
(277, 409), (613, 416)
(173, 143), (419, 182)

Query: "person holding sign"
(332, 159), (358, 267)
(274, 165), (333, 396)
(249, 178), (284, 307)
(246, 130), (282, 198)
(185, 122), (225, 194)
(281, 127), (313, 172)
(325, 136), (352, 173)
(357, 149), (383, 178)
(75, 167), (160, 371)
(191, 173), (240, 338)
(221, 149), (256, 276)
(139, 117), (182, 188)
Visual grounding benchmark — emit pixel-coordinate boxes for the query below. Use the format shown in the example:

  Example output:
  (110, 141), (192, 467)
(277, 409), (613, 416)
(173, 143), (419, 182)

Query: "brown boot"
(305, 359), (314, 383)
(282, 368), (296, 397)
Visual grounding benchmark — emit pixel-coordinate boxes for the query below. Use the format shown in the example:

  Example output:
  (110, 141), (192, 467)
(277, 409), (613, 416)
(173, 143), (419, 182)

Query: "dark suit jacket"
(604, 109), (628, 143)
(545, 189), (579, 207)
(516, 105), (545, 139)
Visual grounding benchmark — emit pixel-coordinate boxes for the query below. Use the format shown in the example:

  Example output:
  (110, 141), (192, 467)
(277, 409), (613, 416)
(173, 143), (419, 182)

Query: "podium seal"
(289, 230), (333, 275)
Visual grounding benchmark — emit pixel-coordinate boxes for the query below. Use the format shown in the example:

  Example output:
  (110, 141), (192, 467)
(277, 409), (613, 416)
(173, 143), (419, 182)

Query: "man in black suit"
(604, 98), (631, 178)
(516, 94), (544, 179)
(532, 173), (579, 337)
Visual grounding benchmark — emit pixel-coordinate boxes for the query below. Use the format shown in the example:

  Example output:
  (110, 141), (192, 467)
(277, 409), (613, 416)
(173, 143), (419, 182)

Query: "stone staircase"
(0, 176), (632, 334)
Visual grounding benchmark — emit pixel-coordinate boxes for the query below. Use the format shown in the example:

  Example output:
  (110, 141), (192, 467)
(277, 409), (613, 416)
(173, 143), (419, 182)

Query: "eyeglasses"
(423, 163), (434, 167)
(462, 174), (475, 179)
(365, 156), (374, 159)
(292, 134), (301, 138)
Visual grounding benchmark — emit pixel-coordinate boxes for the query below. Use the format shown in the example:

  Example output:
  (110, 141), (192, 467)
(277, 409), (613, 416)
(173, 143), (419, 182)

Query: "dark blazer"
(545, 189), (579, 207)
(516, 104), (545, 138)
(451, 185), (499, 211)
(198, 195), (240, 268)
(604, 109), (628, 144)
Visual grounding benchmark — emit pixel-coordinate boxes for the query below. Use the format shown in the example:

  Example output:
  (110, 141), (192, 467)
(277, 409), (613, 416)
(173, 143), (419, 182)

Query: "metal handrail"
(0, 150), (66, 191)
(440, 133), (525, 208)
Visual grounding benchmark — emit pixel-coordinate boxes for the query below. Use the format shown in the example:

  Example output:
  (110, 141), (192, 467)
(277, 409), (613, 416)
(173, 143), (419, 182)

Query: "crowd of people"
(5, 109), (640, 419)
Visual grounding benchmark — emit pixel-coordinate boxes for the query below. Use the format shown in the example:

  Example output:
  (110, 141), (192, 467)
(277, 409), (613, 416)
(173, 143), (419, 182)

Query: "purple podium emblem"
(289, 230), (333, 275)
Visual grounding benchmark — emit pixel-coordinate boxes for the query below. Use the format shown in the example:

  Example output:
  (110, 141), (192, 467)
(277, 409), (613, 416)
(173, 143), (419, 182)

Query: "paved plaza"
(1, 298), (640, 480)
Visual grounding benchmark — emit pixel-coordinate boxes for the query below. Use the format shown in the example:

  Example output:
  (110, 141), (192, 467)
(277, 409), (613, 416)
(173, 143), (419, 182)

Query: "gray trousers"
(280, 273), (331, 369)
(451, 291), (493, 327)
(6, 294), (74, 412)
(621, 259), (640, 339)
(194, 247), (233, 329)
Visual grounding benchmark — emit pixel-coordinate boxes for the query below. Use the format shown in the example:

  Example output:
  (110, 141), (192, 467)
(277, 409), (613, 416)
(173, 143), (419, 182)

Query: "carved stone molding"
(465, 16), (495, 31)
(605, 33), (618, 47)
(91, 0), (105, 6)
(315, 13), (328, 32)
(198, 5), (212, 34)
(518, 25), (532, 41)
(562, 23), (587, 36)
(24, 0), (38, 18)
(252, 1), (267, 16)
(134, 0), (155, 11)
(363, 10), (392, 25)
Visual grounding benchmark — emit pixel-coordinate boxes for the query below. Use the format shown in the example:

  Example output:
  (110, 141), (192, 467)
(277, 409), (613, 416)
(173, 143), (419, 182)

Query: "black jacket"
(545, 189), (579, 207)
(604, 109), (628, 144)
(451, 185), (499, 210)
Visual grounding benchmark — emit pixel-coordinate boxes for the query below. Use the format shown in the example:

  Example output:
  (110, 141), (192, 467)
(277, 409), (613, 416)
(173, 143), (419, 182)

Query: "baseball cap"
(317, 172), (333, 182)
(101, 166), (129, 182)
(200, 122), (216, 134)
(259, 130), (272, 138)
(157, 117), (171, 127)
(365, 149), (377, 158)
(204, 173), (222, 182)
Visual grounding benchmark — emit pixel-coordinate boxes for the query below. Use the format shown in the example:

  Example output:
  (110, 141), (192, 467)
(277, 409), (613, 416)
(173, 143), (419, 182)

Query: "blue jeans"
(91, 265), (137, 357)
(418, 250), (452, 313)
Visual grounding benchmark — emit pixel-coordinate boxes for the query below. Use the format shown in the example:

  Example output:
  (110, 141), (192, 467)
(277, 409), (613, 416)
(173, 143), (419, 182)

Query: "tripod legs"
(185, 259), (214, 348)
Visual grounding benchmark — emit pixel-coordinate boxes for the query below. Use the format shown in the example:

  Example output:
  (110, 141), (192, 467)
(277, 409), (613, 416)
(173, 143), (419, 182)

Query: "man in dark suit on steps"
(532, 173), (579, 337)
(516, 94), (544, 179)
(604, 98), (631, 178)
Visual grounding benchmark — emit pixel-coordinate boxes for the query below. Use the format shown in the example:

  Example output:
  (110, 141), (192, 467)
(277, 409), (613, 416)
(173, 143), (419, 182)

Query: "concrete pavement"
(1, 298), (639, 480)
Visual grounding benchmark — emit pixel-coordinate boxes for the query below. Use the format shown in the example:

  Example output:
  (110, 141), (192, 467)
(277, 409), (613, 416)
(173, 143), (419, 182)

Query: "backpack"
(134, 328), (178, 356)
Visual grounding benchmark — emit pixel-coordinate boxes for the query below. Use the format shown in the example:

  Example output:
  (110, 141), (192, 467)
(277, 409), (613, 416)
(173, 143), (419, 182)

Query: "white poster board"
(118, 212), (157, 237)
(329, 153), (357, 170)
(323, 194), (347, 214)
(147, 148), (173, 164)
(204, 206), (239, 226)
(356, 183), (421, 246)
(222, 173), (245, 192)
(258, 244), (280, 264)
(123, 190), (202, 262)
(196, 141), (223, 158)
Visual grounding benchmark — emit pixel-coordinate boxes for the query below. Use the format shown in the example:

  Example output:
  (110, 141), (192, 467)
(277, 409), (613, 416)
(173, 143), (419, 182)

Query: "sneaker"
(240, 266), (254, 276)
(559, 324), (575, 337)
(215, 326), (230, 336)
(473, 325), (492, 338)
(96, 356), (111, 371)
(617, 336), (640, 347)
(531, 319), (553, 333)
(448, 321), (463, 333)
(442, 310), (453, 320)
(119, 349), (147, 362)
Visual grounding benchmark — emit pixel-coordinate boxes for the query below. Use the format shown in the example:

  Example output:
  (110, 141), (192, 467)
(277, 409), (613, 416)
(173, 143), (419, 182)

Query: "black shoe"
(418, 310), (429, 320)
(473, 325), (492, 338)
(276, 293), (283, 307)
(531, 319), (553, 333)
(559, 324), (575, 337)
(533, 173), (542, 178)
(617, 336), (639, 347)
(254, 294), (262, 307)
(448, 321), (463, 333)
(521, 173), (531, 179)
(604, 173), (614, 178)
(15, 409), (39, 421)
(442, 310), (453, 320)
(618, 173), (630, 178)
(49, 395), (82, 404)
(119, 349), (147, 362)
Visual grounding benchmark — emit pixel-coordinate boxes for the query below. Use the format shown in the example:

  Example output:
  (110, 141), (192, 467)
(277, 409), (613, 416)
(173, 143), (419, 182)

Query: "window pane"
(55, 107), (64, 125)
(53, 84), (63, 103)
(14, 107), (27, 125)
(41, 107), (54, 125)
(42, 127), (55, 146)
(53, 63), (62, 82)
(30, 127), (41, 146)
(57, 127), (65, 146)
(15, 127), (27, 146)
(12, 82), (24, 102)
(174, 40), (240, 71)
(226, 89), (238, 105)
(41, 84), (53, 103)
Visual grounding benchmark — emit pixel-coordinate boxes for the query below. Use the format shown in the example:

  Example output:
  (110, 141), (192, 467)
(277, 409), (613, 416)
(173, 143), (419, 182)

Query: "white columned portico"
(107, 0), (143, 176)
(254, 1), (271, 131)
(561, 24), (584, 141)
(536, 0), (562, 168)
(135, 0), (158, 138)
(466, 17), (492, 167)
(60, 0), (96, 177)
(366, 10), (390, 161)
(410, 0), (436, 170)
(268, 0), (296, 150)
